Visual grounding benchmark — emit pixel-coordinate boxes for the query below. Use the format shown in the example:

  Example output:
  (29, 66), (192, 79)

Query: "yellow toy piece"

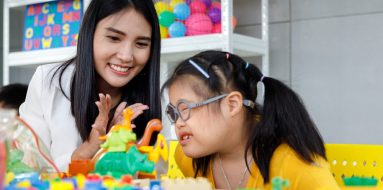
(15, 180), (31, 188)
(166, 141), (185, 179)
(50, 181), (74, 190)
(160, 25), (168, 39)
(5, 172), (15, 186)
(325, 144), (383, 187)
(139, 134), (168, 163)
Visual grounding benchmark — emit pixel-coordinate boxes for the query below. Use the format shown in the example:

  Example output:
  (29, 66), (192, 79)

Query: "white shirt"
(20, 63), (82, 172)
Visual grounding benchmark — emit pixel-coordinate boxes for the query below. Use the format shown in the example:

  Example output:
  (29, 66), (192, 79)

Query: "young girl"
(162, 50), (339, 189)
(20, 0), (161, 171)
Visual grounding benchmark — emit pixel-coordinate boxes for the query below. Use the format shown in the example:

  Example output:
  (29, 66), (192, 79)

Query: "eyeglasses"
(165, 94), (228, 123)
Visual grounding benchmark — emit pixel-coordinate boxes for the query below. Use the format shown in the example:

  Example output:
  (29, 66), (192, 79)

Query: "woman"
(20, 0), (161, 171)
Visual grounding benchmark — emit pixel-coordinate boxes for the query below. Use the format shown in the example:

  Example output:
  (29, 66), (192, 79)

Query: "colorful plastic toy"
(197, 0), (212, 8)
(207, 7), (221, 24)
(169, 22), (187, 37)
(0, 109), (61, 182)
(185, 13), (213, 35)
(159, 11), (175, 27)
(154, 1), (172, 15)
(343, 176), (378, 186)
(68, 107), (166, 180)
(165, 141), (185, 179)
(7, 149), (35, 174)
(170, 0), (185, 8)
(173, 3), (190, 21)
(153, 0), (238, 38)
(190, 1), (206, 14)
(271, 176), (289, 190)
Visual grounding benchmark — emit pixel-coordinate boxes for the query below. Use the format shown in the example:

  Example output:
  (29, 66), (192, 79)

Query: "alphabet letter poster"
(23, 0), (83, 51)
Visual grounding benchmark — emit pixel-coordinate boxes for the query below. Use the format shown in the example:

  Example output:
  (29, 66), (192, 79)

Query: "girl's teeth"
(183, 136), (190, 140)
(111, 64), (129, 72)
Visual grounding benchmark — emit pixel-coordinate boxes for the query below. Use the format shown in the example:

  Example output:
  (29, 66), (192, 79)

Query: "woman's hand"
(110, 103), (149, 128)
(71, 93), (112, 160)
(71, 94), (149, 160)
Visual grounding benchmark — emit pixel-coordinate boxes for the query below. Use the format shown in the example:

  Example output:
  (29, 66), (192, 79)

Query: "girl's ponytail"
(249, 74), (326, 183)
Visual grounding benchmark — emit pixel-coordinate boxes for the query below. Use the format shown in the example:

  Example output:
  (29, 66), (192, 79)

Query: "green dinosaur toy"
(95, 146), (155, 178)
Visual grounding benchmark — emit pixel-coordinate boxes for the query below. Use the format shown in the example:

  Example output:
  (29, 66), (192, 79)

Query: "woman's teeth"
(110, 64), (130, 72)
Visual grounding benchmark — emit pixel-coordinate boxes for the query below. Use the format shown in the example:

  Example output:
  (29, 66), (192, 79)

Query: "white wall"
(235, 0), (383, 144)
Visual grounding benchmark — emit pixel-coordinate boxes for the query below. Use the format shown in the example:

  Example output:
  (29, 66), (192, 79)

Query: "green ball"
(159, 11), (175, 27)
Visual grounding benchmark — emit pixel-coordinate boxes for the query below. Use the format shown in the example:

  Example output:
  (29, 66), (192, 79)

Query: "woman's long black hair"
(161, 50), (325, 183)
(52, 0), (161, 144)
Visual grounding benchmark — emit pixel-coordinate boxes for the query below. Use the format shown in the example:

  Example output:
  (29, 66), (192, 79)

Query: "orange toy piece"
(137, 119), (163, 147)
(68, 159), (95, 177)
(137, 171), (157, 179)
(122, 107), (134, 130)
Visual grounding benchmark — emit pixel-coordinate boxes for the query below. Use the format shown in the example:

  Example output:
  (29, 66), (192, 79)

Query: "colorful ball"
(173, 3), (190, 21)
(211, 1), (221, 9)
(197, 0), (212, 8)
(170, 0), (184, 8)
(154, 1), (171, 15)
(185, 13), (213, 36)
(189, 1), (207, 14)
(159, 11), (175, 27)
(160, 25), (169, 39)
(169, 22), (186, 37)
(207, 7), (221, 24)
(212, 23), (221, 33)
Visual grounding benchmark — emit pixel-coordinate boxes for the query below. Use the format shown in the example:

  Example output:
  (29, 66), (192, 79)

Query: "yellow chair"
(325, 144), (383, 187)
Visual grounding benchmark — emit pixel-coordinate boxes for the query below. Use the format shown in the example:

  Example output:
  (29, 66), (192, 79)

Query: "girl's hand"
(71, 93), (112, 160)
(110, 103), (149, 128)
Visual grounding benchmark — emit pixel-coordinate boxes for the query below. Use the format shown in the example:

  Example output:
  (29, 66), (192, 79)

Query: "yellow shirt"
(175, 144), (340, 190)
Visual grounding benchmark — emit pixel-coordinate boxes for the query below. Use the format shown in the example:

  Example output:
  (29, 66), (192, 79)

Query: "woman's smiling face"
(93, 8), (152, 90)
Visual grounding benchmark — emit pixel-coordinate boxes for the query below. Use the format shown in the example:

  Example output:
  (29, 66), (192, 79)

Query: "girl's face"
(93, 9), (152, 90)
(168, 80), (232, 158)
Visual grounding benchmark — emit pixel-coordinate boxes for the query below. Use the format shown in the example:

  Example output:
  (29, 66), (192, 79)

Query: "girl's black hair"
(52, 0), (161, 144)
(161, 50), (326, 182)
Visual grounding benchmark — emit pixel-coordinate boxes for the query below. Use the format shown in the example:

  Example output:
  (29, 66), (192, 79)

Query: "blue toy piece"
(169, 22), (186, 38)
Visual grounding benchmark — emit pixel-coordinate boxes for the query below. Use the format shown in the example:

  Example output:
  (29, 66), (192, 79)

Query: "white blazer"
(20, 63), (82, 172)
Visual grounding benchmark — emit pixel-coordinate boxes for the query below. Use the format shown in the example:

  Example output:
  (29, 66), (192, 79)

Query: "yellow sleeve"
(269, 144), (340, 190)
(174, 143), (195, 177)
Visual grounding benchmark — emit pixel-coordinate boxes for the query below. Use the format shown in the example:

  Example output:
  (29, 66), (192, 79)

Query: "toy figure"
(68, 107), (167, 178)
(7, 149), (35, 174)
